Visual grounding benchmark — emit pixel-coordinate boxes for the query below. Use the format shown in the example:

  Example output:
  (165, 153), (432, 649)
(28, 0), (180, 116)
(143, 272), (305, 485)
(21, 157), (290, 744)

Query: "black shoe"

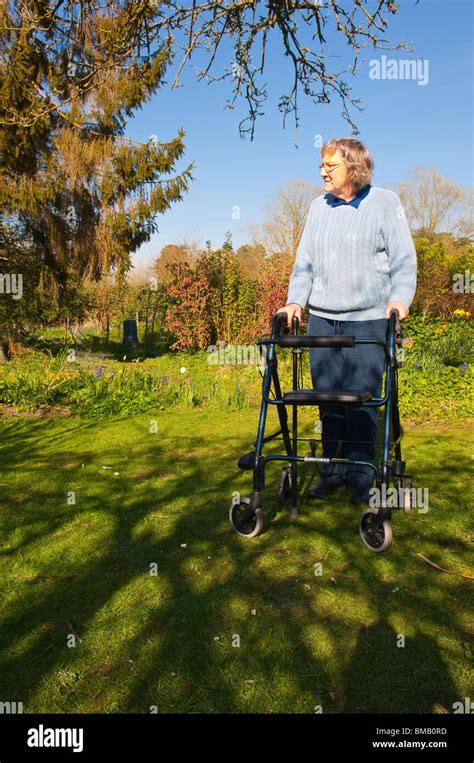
(349, 484), (371, 506)
(307, 475), (347, 499)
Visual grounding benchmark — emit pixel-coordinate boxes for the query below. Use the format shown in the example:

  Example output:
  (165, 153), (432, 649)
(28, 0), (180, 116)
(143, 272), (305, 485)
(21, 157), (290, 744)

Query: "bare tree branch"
(1, 1), (414, 138)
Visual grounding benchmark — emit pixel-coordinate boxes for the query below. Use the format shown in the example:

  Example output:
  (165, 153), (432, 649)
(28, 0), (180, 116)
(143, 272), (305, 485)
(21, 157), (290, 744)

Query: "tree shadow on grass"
(340, 619), (460, 713)
(0, 415), (471, 713)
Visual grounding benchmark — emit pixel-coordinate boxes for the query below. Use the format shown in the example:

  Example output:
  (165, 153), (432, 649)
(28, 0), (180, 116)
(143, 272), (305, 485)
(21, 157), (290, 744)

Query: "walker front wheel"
(229, 496), (263, 538)
(359, 508), (393, 553)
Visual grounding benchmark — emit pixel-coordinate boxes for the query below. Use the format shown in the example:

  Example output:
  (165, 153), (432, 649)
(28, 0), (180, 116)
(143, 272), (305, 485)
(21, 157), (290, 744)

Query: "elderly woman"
(277, 137), (417, 504)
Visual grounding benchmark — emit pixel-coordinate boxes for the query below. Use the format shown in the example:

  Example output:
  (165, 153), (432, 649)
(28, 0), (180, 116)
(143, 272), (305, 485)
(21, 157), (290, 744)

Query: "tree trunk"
(144, 292), (150, 339)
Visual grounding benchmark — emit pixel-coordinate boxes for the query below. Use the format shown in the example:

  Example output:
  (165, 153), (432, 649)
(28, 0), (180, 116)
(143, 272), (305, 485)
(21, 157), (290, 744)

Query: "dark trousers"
(307, 313), (388, 497)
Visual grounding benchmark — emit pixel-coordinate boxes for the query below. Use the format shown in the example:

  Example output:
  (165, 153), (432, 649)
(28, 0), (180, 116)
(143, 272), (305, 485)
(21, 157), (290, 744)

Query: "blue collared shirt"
(327, 183), (371, 209)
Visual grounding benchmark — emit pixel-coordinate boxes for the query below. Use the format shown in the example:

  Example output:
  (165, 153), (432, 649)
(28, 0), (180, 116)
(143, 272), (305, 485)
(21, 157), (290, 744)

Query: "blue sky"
(126, 0), (474, 268)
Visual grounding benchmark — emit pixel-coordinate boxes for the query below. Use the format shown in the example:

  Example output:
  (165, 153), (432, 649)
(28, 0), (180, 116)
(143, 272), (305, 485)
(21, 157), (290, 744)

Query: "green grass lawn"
(0, 407), (472, 713)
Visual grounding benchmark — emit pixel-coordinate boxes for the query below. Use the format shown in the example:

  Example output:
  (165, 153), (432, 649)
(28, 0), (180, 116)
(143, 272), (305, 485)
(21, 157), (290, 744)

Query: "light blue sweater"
(286, 185), (417, 320)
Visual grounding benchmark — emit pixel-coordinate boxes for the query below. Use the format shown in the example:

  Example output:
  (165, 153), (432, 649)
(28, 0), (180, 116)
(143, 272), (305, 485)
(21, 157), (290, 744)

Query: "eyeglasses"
(319, 162), (345, 174)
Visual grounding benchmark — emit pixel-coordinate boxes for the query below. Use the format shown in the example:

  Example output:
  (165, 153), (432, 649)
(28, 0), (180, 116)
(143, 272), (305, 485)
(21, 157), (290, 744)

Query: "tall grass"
(0, 315), (472, 420)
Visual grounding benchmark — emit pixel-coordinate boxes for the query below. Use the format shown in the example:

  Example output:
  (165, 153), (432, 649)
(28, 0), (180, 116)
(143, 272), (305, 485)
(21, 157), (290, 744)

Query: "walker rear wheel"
(395, 476), (413, 514)
(359, 508), (393, 552)
(229, 496), (263, 538)
(402, 477), (413, 515)
(277, 467), (292, 504)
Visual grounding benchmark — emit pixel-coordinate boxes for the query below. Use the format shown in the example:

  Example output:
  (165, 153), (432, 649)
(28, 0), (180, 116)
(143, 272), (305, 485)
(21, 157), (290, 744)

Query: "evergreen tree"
(0, 0), (194, 324)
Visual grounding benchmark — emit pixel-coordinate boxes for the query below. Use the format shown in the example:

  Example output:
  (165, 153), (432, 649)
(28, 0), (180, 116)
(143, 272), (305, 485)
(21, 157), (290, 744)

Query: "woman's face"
(320, 150), (352, 196)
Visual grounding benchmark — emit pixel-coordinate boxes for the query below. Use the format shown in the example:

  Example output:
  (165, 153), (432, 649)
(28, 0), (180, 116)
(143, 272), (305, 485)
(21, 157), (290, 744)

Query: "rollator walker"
(229, 308), (413, 552)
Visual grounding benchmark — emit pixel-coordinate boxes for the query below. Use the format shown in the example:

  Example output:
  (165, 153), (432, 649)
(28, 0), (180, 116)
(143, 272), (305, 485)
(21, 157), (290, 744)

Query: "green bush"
(398, 362), (473, 421)
(401, 312), (473, 370)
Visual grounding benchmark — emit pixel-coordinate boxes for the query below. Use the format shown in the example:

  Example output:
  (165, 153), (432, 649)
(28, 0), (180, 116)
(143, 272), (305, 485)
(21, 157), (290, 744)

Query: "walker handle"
(389, 308), (403, 344)
(272, 311), (291, 337)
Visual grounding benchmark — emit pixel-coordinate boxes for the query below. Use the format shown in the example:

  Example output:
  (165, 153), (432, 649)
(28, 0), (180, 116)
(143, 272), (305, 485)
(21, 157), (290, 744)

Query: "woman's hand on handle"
(385, 301), (409, 320)
(276, 303), (302, 329)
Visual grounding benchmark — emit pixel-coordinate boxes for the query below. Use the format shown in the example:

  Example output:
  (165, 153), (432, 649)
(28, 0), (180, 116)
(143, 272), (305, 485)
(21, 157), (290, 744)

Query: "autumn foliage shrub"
(164, 234), (472, 351)
(165, 261), (211, 351)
